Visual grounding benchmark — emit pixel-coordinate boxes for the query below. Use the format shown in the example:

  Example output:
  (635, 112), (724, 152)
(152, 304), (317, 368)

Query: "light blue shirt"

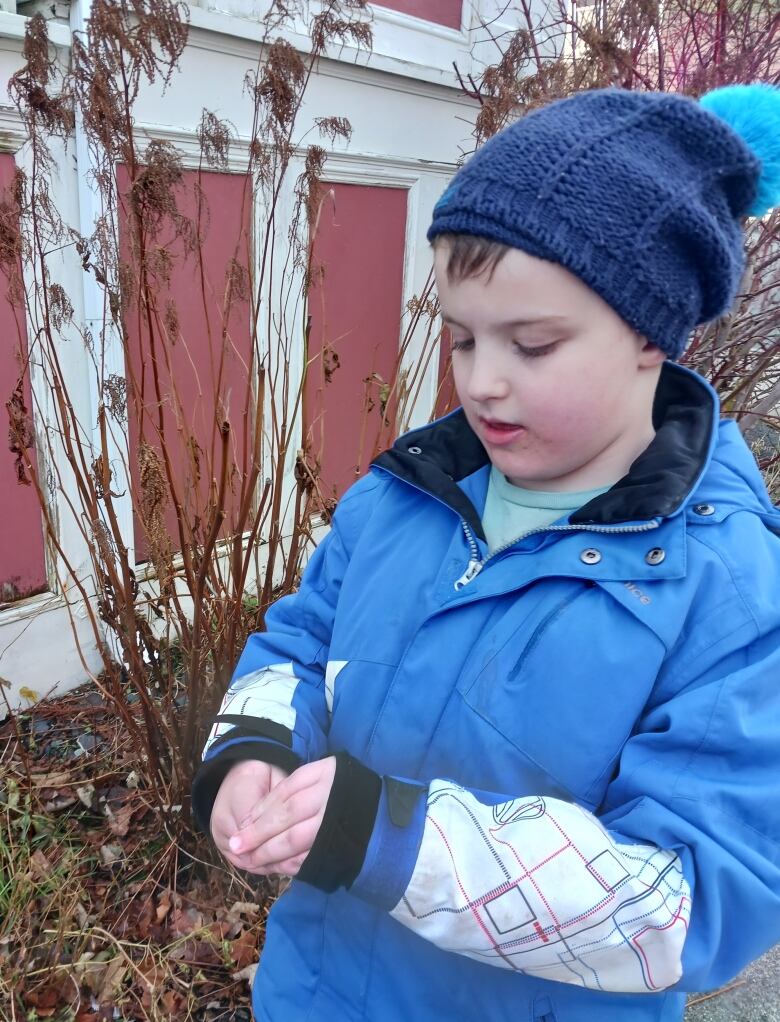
(481, 465), (612, 553)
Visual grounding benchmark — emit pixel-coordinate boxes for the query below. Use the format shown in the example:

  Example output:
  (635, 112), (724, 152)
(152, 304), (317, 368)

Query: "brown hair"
(433, 232), (510, 283)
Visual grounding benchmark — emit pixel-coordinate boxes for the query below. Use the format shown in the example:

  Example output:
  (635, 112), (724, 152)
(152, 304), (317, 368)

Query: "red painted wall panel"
(0, 153), (48, 605)
(376, 0), (463, 29)
(118, 167), (253, 563)
(305, 183), (408, 503)
(434, 325), (458, 420)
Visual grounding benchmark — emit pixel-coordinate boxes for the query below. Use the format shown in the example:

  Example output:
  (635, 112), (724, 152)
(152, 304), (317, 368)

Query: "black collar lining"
(372, 362), (714, 534)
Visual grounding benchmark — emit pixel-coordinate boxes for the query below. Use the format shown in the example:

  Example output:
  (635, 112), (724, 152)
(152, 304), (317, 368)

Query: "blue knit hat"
(428, 85), (780, 360)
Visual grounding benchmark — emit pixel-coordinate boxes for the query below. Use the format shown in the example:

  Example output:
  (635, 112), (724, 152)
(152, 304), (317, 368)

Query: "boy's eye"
(449, 338), (559, 357)
(514, 341), (558, 358)
(450, 337), (474, 352)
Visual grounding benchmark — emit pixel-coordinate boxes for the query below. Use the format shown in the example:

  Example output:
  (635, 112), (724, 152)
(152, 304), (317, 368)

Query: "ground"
(686, 947), (780, 1022)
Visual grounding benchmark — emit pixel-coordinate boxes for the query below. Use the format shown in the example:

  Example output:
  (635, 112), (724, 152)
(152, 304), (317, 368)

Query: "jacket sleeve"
(297, 601), (780, 996)
(191, 474), (384, 833)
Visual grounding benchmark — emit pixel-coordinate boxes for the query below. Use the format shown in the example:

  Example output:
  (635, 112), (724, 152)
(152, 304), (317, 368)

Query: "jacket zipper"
(454, 517), (661, 590)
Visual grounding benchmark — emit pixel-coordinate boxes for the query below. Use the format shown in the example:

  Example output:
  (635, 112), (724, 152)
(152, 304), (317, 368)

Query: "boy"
(193, 84), (780, 1021)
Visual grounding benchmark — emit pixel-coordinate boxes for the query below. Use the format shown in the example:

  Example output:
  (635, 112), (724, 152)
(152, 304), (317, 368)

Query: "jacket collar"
(372, 362), (718, 541)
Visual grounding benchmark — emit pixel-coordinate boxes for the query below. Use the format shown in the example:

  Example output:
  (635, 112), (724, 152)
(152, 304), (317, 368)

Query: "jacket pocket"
(455, 580), (663, 805)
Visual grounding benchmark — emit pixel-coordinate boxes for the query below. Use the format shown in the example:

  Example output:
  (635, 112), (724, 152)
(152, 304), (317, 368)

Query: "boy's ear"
(637, 336), (667, 368)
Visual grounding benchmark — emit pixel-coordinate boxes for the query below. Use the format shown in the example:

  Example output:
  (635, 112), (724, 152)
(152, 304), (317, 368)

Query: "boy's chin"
(494, 455), (598, 493)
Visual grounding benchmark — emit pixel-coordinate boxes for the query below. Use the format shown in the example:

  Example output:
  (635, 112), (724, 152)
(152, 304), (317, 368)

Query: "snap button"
(580, 548), (602, 565)
(693, 503), (715, 516)
(408, 445), (422, 455)
(645, 547), (666, 565)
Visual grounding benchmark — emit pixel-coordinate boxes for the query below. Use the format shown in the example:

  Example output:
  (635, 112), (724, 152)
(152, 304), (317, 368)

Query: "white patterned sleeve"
(351, 779), (690, 994)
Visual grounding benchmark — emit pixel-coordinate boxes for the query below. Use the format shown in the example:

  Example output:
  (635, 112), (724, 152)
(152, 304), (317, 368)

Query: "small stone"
(76, 733), (102, 755)
(32, 719), (50, 735)
(99, 843), (123, 866)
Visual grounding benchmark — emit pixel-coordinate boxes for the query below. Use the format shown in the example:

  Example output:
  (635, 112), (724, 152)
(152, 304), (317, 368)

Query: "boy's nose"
(465, 351), (511, 403)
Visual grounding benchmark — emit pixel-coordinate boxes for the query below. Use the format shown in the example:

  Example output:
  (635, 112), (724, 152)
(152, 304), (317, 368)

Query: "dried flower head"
(225, 257), (251, 305)
(315, 116), (353, 145)
(255, 39), (306, 131)
(163, 299), (179, 343)
(198, 110), (232, 170)
(48, 283), (74, 333)
(138, 440), (174, 580)
(8, 14), (75, 138)
(104, 373), (128, 421)
(0, 186), (23, 273)
(296, 145), (326, 232)
(310, 0), (372, 55)
(7, 380), (35, 485)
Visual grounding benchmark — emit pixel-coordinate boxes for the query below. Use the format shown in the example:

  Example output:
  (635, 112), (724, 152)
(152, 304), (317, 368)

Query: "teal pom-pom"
(700, 83), (780, 216)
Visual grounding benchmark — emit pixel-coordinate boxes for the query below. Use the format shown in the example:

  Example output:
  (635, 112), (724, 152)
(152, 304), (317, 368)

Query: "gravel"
(686, 946), (780, 1022)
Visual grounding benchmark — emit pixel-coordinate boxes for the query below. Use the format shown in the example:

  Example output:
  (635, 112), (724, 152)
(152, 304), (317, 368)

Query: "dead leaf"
(32, 770), (72, 787)
(232, 962), (258, 986)
(228, 928), (257, 970)
(106, 801), (134, 837)
(99, 843), (123, 866)
(160, 988), (186, 1014)
(168, 938), (222, 966)
(171, 904), (203, 937)
(229, 901), (261, 916)
(73, 950), (112, 997)
(97, 955), (126, 1004)
(42, 795), (78, 812)
(22, 983), (62, 1016)
(156, 890), (172, 923)
(19, 685), (39, 702)
(76, 783), (96, 808)
(222, 899), (261, 937)
(29, 848), (54, 879)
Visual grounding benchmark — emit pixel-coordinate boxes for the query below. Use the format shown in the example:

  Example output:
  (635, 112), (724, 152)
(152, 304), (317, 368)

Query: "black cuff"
(191, 740), (301, 835)
(297, 752), (381, 893)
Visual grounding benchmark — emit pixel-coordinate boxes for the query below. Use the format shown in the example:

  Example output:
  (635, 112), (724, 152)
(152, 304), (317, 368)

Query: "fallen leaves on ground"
(0, 681), (277, 1020)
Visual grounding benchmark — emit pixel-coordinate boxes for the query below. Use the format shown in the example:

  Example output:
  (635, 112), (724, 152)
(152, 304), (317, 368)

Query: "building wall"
(0, 0), (527, 706)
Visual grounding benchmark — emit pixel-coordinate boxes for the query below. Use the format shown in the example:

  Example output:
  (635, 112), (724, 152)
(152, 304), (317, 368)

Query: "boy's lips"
(479, 417), (526, 446)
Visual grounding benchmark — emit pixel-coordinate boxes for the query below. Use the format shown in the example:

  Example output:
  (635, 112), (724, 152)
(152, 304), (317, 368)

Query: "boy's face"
(434, 241), (666, 492)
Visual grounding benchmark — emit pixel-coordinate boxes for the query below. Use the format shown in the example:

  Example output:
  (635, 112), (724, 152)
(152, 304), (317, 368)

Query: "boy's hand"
(210, 759), (289, 867)
(227, 756), (337, 877)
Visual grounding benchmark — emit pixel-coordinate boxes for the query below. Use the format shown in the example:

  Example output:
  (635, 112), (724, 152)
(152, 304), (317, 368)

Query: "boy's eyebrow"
(441, 314), (570, 328)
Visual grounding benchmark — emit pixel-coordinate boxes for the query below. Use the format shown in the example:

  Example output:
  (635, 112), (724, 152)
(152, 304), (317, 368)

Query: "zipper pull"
(454, 558), (483, 590)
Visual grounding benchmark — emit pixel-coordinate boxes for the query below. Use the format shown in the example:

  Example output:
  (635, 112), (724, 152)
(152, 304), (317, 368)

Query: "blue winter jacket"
(193, 362), (780, 1022)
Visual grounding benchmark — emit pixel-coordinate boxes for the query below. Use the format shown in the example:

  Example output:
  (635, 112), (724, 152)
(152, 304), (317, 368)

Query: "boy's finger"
(237, 758), (334, 831)
(230, 783), (326, 855)
(235, 780), (288, 831)
(245, 820), (317, 871)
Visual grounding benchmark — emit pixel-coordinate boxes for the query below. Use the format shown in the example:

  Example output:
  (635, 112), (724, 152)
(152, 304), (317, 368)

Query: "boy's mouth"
(479, 417), (526, 445)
